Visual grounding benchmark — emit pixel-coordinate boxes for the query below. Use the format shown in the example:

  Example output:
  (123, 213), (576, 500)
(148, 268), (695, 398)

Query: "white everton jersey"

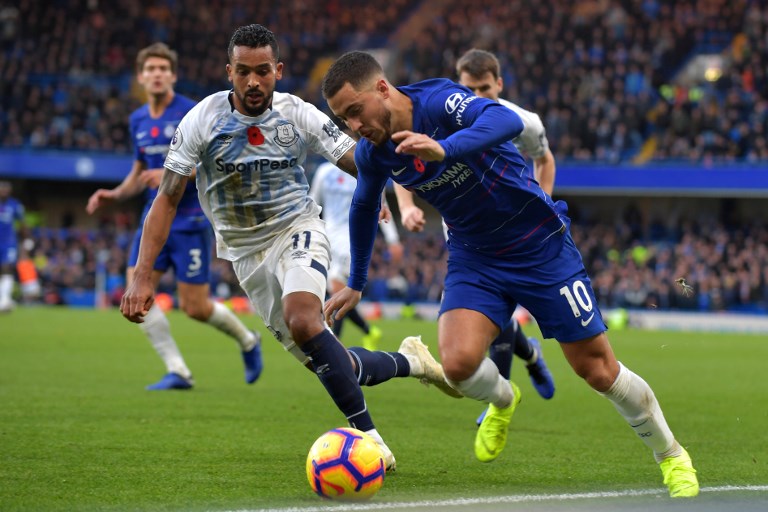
(165, 90), (355, 261)
(499, 98), (550, 159)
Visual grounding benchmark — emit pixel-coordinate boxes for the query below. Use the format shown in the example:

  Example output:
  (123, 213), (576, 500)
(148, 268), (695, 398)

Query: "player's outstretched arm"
(86, 161), (147, 214)
(120, 169), (186, 323)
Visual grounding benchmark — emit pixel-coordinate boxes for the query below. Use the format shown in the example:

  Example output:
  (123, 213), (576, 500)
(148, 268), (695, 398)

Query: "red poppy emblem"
(151, 126), (160, 138)
(413, 157), (425, 173)
(247, 126), (264, 145)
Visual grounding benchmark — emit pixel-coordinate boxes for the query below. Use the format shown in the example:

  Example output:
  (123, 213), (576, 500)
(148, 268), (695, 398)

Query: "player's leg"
(510, 318), (555, 400)
(438, 308), (521, 462)
(128, 266), (193, 390)
(526, 234), (697, 497)
(171, 230), (262, 384)
(235, 221), (396, 469)
(560, 334), (698, 497)
(0, 249), (17, 311)
(126, 230), (193, 390)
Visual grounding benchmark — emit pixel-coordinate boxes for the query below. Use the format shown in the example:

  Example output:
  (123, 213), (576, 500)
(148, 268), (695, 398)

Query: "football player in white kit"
(120, 24), (457, 471)
(394, 49), (556, 425)
(310, 160), (403, 349)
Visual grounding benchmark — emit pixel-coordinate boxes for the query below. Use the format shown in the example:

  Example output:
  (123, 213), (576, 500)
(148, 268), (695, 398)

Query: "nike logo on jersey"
(391, 167), (407, 176)
(136, 131), (148, 139)
(581, 312), (595, 327)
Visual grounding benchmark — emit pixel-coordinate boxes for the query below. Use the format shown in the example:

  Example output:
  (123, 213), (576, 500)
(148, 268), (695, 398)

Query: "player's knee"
(284, 311), (322, 344)
(442, 357), (477, 382)
(180, 299), (211, 322)
(575, 362), (617, 392)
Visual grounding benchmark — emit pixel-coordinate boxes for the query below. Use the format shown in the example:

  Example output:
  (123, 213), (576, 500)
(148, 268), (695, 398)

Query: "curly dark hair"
(227, 24), (279, 62)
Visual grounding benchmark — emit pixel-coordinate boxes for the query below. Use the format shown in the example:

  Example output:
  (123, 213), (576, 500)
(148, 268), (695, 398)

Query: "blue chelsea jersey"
(0, 196), (24, 246)
(129, 94), (207, 232)
(354, 79), (568, 259)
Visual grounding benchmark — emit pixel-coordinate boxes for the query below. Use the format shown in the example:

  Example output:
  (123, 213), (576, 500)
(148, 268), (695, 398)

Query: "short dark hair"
(136, 42), (178, 74)
(456, 49), (501, 80)
(228, 24), (279, 62)
(322, 51), (383, 99)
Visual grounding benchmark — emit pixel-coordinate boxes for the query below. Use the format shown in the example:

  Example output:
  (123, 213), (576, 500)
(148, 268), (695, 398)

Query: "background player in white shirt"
(394, 49), (556, 424)
(310, 160), (403, 349)
(120, 24), (457, 470)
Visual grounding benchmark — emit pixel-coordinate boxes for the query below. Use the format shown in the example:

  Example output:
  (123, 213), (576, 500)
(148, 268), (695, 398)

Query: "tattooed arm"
(120, 169), (188, 323)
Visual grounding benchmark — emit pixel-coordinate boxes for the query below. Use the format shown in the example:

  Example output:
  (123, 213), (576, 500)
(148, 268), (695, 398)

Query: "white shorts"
(328, 247), (351, 285)
(232, 217), (330, 364)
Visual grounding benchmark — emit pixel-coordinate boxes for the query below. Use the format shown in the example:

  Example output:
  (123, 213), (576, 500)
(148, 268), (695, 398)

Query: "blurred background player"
(86, 43), (262, 390)
(394, 49), (556, 423)
(310, 160), (404, 349)
(0, 181), (25, 312)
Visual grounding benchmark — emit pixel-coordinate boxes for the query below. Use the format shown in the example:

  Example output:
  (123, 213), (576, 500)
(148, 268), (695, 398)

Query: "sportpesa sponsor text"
(214, 157), (299, 173)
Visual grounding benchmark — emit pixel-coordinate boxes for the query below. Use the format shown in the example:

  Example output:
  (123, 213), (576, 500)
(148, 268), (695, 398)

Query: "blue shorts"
(440, 232), (607, 343)
(0, 243), (17, 266)
(128, 229), (212, 285)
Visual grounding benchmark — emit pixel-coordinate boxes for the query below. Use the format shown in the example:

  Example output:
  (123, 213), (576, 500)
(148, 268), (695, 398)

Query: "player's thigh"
(168, 230), (212, 285)
(515, 235), (608, 343)
(438, 308), (499, 379)
(441, 256), (514, 333)
(279, 222), (331, 337)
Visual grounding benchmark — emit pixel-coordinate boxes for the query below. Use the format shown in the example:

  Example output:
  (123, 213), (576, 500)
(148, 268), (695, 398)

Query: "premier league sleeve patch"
(169, 128), (183, 150)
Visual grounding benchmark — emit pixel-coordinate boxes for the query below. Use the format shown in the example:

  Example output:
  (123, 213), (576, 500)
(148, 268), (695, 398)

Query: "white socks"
(447, 357), (514, 408)
(138, 303), (191, 378)
(0, 274), (13, 307)
(206, 301), (257, 351)
(600, 362), (679, 461)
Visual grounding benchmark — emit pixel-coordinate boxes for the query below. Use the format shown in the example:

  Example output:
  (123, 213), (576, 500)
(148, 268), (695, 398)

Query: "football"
(306, 427), (385, 500)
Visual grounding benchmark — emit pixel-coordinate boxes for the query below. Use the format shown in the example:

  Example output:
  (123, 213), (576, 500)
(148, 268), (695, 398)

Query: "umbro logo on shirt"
(216, 134), (234, 145)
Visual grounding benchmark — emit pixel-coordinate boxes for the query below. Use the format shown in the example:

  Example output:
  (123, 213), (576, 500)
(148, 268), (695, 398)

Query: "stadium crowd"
(2, 0), (767, 163)
(394, 0), (765, 163)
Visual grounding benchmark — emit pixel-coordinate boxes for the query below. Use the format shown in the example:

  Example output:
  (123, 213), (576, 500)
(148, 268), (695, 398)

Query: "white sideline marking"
(226, 485), (768, 512)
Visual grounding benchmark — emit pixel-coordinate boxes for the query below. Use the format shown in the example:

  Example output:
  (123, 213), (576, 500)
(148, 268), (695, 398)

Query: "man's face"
(327, 80), (391, 147)
(138, 57), (177, 97)
(227, 45), (283, 117)
(458, 70), (502, 101)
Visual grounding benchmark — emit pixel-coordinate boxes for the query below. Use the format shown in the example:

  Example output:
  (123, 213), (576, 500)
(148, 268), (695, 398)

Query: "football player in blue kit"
(0, 181), (25, 312)
(322, 51), (698, 498)
(87, 42), (262, 390)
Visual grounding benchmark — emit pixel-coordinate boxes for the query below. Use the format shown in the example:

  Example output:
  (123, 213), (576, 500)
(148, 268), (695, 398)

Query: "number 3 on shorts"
(188, 248), (202, 273)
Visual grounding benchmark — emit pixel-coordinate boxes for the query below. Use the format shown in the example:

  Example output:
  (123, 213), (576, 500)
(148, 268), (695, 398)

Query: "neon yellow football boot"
(660, 447), (699, 497)
(475, 381), (521, 462)
(362, 325), (382, 351)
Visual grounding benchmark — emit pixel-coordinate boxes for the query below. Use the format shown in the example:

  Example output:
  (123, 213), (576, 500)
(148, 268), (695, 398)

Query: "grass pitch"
(1, 307), (766, 511)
